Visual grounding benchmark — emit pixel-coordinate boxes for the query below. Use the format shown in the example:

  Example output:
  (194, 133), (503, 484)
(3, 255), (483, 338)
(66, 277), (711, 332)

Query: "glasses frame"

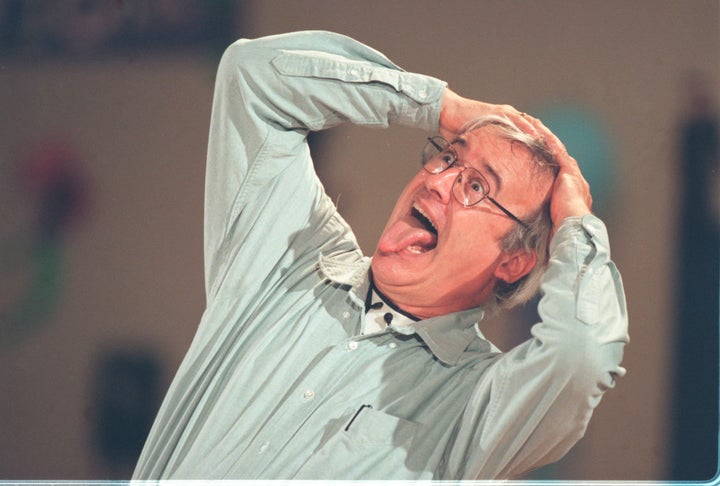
(422, 136), (529, 229)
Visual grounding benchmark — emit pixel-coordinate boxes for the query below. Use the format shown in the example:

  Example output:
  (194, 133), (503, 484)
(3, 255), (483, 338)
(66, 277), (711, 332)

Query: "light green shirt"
(133, 31), (629, 481)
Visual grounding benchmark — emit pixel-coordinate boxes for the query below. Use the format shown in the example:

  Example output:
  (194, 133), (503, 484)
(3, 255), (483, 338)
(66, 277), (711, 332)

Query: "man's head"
(371, 115), (559, 319)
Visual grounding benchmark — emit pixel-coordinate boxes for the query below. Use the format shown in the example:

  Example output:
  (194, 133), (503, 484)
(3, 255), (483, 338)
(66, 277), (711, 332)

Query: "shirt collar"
(411, 307), (486, 365)
(317, 252), (371, 307)
(318, 252), (486, 366)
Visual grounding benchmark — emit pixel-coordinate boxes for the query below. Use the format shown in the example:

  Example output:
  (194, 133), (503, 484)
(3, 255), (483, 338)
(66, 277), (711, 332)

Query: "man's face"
(371, 126), (554, 319)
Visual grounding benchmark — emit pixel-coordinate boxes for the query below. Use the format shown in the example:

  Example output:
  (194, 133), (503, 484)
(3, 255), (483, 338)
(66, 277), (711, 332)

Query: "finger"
(499, 107), (540, 136)
(555, 150), (585, 178)
(521, 117), (582, 173)
(522, 115), (566, 152)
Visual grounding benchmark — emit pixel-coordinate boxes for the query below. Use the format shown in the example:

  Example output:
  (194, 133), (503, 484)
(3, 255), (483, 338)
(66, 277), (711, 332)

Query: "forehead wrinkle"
(481, 161), (503, 192)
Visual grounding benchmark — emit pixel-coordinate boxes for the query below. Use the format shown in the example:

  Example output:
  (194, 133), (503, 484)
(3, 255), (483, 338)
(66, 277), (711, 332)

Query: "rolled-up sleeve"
(135, 31), (449, 480)
(203, 31), (447, 302)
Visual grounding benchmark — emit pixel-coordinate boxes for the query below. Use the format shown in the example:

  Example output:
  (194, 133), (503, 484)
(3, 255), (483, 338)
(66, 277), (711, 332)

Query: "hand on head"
(440, 88), (593, 238)
(440, 88), (541, 140)
(539, 124), (593, 235)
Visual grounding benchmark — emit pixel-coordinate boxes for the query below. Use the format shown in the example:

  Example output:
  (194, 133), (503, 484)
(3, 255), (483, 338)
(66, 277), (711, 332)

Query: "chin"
(370, 252), (401, 283)
(370, 252), (426, 289)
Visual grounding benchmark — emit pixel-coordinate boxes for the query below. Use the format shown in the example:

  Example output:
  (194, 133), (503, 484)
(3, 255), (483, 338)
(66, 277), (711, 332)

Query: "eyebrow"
(452, 136), (504, 192)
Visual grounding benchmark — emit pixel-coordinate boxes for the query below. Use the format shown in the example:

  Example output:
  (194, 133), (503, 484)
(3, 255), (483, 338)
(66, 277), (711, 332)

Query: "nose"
(423, 166), (461, 205)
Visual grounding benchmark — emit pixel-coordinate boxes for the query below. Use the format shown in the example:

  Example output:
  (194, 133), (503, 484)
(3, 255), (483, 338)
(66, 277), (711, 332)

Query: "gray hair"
(459, 115), (559, 312)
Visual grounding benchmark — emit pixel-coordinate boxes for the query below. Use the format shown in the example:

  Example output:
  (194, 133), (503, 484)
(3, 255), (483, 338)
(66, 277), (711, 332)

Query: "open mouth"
(412, 205), (437, 237)
(404, 204), (438, 254)
(377, 202), (440, 256)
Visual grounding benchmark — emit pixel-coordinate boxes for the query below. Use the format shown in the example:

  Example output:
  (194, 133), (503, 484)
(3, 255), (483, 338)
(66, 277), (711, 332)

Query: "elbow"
(217, 38), (255, 79)
(551, 329), (627, 406)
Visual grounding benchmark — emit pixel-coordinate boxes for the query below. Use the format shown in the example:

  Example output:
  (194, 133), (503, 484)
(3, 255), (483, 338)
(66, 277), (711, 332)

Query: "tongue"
(377, 214), (437, 254)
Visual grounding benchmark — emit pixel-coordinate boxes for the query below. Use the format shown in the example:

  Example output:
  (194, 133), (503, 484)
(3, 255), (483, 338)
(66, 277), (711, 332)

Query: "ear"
(493, 249), (537, 284)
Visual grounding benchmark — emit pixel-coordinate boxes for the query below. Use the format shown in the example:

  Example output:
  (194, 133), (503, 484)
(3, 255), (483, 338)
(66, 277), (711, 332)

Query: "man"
(133, 31), (628, 480)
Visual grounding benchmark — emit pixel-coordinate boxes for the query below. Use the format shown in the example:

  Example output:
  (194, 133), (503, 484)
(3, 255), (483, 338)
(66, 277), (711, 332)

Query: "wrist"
(440, 88), (468, 136)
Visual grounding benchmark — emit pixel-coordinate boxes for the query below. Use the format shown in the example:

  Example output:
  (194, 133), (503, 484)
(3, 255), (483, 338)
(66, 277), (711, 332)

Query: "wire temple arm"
(487, 196), (529, 229)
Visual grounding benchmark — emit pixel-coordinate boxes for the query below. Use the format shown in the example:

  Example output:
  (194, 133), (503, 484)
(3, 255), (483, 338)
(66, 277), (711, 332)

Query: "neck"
(370, 272), (494, 320)
(367, 279), (421, 321)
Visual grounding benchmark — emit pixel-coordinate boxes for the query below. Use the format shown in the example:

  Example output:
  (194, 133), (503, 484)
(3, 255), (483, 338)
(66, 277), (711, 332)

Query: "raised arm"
(438, 93), (628, 479)
(203, 31), (448, 301)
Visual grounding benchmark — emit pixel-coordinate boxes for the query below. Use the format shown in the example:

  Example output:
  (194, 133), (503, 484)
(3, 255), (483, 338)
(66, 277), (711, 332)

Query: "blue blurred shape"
(535, 104), (615, 215)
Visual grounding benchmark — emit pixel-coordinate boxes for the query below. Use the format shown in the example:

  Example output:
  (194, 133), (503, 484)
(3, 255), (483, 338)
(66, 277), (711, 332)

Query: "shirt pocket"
(293, 408), (420, 479)
(347, 406), (417, 445)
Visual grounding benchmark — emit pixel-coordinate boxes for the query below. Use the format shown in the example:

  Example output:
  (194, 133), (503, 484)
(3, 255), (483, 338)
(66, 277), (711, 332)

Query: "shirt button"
(388, 342), (397, 349)
(342, 311), (351, 319)
(417, 89), (427, 99)
(303, 389), (315, 400)
(259, 442), (270, 453)
(348, 341), (359, 350)
(350, 68), (359, 76)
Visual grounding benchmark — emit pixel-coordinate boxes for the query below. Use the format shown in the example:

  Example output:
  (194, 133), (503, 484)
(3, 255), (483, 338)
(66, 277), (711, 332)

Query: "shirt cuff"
(551, 214), (610, 256)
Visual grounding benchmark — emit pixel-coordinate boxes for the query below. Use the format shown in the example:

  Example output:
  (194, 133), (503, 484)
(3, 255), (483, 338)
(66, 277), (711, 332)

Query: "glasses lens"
(453, 167), (489, 206)
(422, 137), (456, 174)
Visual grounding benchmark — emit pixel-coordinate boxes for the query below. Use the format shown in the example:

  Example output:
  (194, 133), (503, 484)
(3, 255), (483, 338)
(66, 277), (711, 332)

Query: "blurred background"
(0, 0), (718, 481)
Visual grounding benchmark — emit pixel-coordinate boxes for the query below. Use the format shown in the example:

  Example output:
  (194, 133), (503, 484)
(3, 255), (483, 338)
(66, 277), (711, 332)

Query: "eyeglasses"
(421, 136), (529, 229)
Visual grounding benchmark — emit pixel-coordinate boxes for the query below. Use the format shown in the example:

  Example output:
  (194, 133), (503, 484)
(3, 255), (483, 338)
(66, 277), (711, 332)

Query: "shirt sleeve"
(134, 32), (447, 479)
(447, 215), (629, 479)
(202, 31), (447, 302)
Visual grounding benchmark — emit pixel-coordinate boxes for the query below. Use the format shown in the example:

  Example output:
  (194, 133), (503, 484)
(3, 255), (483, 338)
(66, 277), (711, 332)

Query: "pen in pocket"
(345, 404), (373, 431)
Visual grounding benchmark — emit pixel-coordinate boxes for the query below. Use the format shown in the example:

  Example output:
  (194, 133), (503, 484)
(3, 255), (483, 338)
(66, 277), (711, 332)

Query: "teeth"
(413, 204), (437, 232)
(406, 245), (427, 254)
